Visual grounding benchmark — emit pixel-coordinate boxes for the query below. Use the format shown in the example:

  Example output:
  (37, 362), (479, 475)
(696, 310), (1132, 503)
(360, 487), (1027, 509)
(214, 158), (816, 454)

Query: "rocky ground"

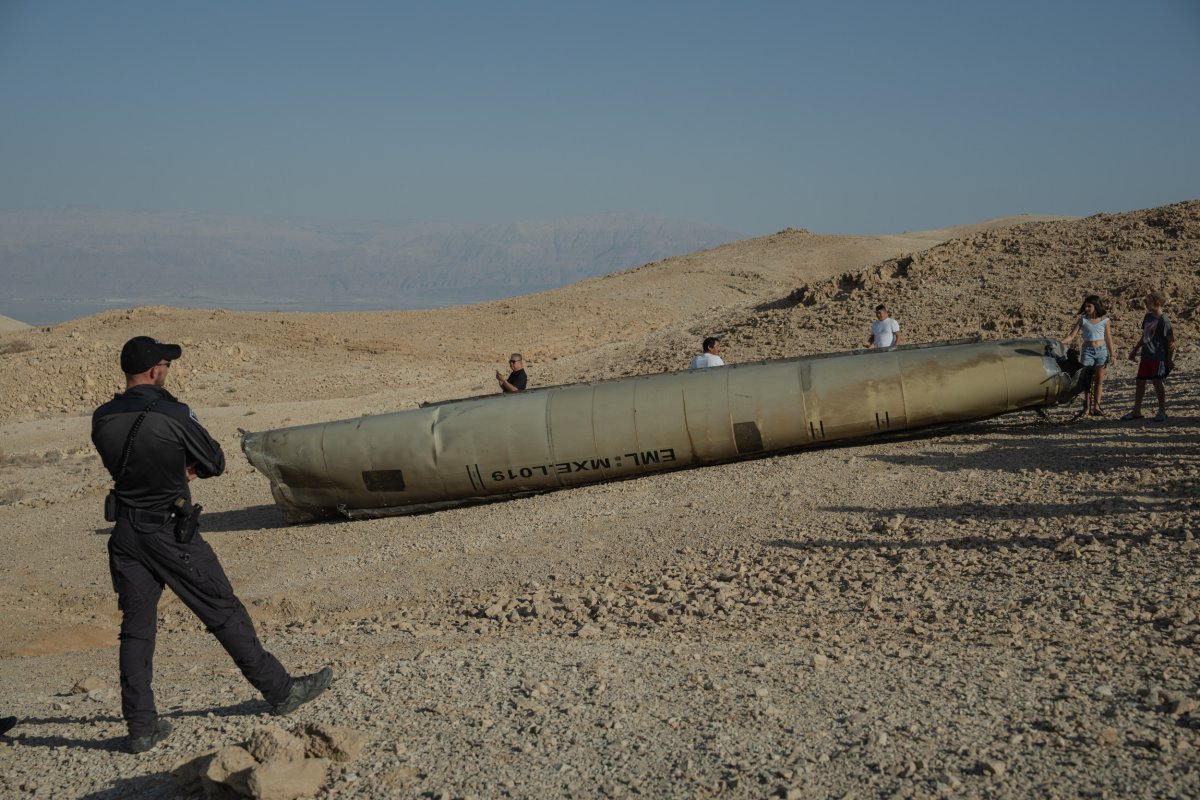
(0, 202), (1197, 798)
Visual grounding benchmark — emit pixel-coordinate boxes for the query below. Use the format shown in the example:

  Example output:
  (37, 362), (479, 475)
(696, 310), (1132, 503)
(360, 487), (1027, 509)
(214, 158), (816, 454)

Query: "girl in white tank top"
(1061, 294), (1115, 415)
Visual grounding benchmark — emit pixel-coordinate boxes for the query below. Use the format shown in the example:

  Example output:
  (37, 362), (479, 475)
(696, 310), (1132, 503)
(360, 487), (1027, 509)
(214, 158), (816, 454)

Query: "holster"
(173, 498), (203, 544)
(104, 491), (118, 522)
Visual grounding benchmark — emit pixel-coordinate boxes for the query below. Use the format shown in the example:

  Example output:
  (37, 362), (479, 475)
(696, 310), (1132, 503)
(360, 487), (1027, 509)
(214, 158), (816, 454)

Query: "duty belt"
(118, 504), (176, 526)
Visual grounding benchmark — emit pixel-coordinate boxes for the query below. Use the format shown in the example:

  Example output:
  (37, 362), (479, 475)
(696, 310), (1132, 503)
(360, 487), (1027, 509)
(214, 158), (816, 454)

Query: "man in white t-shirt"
(690, 337), (725, 369)
(866, 304), (901, 348)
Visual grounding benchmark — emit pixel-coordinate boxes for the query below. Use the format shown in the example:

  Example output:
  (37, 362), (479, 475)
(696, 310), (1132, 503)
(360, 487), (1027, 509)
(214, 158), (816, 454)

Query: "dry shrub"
(0, 450), (62, 468)
(0, 486), (26, 505)
(0, 339), (34, 355)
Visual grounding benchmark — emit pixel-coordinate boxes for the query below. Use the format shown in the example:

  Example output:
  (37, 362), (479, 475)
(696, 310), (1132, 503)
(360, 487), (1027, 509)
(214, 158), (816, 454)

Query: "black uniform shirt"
(91, 384), (225, 512)
(507, 368), (528, 391)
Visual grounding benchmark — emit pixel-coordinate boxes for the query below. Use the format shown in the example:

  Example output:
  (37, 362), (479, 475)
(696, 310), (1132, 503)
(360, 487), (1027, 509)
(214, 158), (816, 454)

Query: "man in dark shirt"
(496, 352), (528, 393)
(92, 336), (333, 753)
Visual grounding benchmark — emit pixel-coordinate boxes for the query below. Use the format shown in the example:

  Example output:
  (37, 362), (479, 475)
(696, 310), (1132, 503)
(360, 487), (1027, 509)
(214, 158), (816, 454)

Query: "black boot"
(271, 667), (333, 716)
(129, 719), (172, 753)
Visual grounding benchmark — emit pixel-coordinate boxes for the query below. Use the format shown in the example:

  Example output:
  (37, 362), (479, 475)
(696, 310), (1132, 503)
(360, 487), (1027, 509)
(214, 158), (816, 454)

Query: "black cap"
(120, 336), (182, 375)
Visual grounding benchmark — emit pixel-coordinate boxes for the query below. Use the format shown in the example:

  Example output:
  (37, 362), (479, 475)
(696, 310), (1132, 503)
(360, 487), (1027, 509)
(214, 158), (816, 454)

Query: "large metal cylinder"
(242, 337), (1084, 522)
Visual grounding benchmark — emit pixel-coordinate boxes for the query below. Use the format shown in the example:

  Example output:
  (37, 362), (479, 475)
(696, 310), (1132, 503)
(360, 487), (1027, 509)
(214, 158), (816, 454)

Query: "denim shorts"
(1081, 345), (1108, 366)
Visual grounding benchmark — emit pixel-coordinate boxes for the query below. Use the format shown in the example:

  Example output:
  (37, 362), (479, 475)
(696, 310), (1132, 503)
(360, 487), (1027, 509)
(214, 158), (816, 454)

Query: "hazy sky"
(1, 0), (1197, 235)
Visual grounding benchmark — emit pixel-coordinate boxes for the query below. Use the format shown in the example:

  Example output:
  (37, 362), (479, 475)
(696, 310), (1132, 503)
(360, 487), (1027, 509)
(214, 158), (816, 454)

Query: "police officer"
(92, 336), (332, 754)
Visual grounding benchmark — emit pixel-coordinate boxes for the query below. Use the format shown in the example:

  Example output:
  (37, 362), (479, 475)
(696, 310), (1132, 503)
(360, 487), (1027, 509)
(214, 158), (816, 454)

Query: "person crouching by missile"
(497, 353), (528, 392)
(690, 337), (725, 369)
(91, 336), (333, 754)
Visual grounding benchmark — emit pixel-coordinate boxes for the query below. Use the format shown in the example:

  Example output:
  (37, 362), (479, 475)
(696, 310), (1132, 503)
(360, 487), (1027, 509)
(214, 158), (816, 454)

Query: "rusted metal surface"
(242, 338), (1086, 522)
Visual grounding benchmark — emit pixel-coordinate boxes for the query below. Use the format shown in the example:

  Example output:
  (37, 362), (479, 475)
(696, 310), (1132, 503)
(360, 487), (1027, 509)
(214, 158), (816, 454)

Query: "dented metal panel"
(242, 337), (1087, 522)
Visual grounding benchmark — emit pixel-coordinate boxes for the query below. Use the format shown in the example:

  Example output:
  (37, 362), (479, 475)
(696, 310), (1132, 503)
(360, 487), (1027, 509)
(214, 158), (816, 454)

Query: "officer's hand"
(186, 463), (198, 482)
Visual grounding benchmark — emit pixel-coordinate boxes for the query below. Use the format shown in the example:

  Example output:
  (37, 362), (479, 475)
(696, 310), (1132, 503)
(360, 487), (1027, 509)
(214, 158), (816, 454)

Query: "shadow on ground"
(194, 505), (289, 533)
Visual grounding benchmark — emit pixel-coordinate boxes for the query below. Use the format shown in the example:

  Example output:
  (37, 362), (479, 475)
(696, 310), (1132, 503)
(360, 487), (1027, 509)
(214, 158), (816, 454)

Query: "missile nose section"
(240, 424), (338, 523)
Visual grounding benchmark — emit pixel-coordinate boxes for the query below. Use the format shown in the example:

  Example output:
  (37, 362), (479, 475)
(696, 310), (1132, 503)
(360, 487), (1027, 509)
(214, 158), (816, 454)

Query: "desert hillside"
(0, 201), (1197, 799)
(0, 212), (1071, 426)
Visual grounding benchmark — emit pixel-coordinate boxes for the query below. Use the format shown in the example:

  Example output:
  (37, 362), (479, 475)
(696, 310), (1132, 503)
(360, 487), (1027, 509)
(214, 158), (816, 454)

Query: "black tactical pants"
(107, 516), (292, 737)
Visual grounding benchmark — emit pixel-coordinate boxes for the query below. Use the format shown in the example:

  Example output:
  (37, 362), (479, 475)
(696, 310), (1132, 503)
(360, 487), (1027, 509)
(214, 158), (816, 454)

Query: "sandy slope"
(0, 203), (1197, 799)
(0, 313), (31, 334)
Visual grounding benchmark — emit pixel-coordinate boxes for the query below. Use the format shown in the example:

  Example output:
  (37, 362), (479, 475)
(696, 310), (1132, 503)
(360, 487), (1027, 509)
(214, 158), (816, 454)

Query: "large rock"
(170, 749), (218, 795)
(203, 745), (257, 797)
(246, 724), (306, 764)
(70, 676), (105, 695)
(246, 757), (330, 800)
(301, 722), (369, 763)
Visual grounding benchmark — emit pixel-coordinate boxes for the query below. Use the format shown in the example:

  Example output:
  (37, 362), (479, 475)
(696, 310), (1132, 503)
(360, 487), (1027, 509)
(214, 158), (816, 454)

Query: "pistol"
(173, 497), (203, 544)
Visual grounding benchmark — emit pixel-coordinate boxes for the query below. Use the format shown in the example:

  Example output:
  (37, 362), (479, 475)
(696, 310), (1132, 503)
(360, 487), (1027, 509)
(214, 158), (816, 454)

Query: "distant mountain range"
(0, 209), (744, 323)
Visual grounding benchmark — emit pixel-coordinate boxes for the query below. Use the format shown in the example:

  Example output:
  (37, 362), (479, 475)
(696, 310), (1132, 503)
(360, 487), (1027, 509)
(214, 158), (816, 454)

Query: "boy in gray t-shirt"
(1122, 292), (1176, 421)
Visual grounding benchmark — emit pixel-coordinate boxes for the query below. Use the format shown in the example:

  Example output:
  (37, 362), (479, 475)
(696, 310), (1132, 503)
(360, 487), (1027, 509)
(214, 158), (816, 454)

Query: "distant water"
(0, 285), (557, 327)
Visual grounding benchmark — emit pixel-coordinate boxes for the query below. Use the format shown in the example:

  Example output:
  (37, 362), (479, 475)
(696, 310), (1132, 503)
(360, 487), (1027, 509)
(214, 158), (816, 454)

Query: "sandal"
(1091, 407), (1108, 417)
(1121, 411), (1143, 420)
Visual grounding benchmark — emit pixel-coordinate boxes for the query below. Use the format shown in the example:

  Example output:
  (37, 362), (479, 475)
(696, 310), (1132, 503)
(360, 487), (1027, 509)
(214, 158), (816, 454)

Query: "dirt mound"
(796, 200), (1200, 345)
(622, 201), (1199, 375)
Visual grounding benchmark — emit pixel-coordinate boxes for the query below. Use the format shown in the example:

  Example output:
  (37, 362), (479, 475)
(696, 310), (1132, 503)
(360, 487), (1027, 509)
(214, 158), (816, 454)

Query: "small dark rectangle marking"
(733, 421), (764, 454)
(362, 469), (406, 492)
